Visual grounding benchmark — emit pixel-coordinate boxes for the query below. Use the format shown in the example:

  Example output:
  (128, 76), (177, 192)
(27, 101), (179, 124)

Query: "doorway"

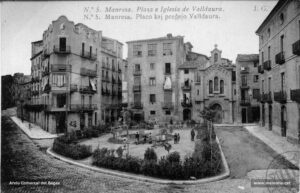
(281, 105), (287, 137)
(183, 109), (191, 121)
(56, 113), (65, 134)
(242, 108), (247, 123)
(268, 105), (272, 130)
(210, 103), (222, 124)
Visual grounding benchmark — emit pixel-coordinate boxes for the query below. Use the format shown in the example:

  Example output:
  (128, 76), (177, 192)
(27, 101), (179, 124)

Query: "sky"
(1, 1), (277, 75)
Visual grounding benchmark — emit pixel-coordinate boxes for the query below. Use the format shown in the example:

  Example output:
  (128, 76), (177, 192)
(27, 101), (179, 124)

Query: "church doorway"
(210, 103), (223, 124)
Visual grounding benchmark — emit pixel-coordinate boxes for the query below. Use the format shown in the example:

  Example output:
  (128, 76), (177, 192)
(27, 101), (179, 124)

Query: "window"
(184, 69), (189, 74)
(148, 44), (157, 56)
(112, 59), (115, 70)
(95, 112), (97, 125)
(88, 113), (92, 126)
(267, 28), (271, 38)
(89, 96), (92, 105)
(163, 43), (172, 56)
(214, 53), (218, 62)
(209, 80), (213, 94)
(82, 42), (85, 55)
(196, 72), (201, 83)
(268, 77), (271, 92)
(262, 51), (264, 62)
(242, 75), (247, 86)
(59, 37), (66, 51)
(150, 63), (155, 70)
(81, 95), (85, 105)
(280, 13), (284, 24)
(232, 71), (236, 82)
(90, 46), (92, 57)
(220, 80), (224, 94)
(135, 64), (141, 72)
(165, 63), (171, 74)
(134, 93), (141, 103)
(281, 72), (285, 90)
(214, 77), (219, 91)
(197, 89), (200, 95)
(254, 62), (258, 67)
(253, 75), (259, 82)
(164, 91), (172, 103)
(150, 111), (156, 115)
(262, 80), (265, 93)
(149, 77), (156, 86)
(52, 74), (66, 87)
(150, 94), (156, 103)
(165, 111), (171, 115)
(280, 35), (284, 52)
(133, 44), (142, 57)
(268, 46), (271, 60)
(253, 89), (260, 100)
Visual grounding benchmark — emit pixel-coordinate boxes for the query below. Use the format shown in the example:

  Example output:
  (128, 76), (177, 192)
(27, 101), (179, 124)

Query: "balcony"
(31, 90), (39, 96)
(70, 84), (78, 92)
(133, 85), (141, 92)
(274, 90), (287, 103)
(181, 100), (192, 107)
(275, 51), (285, 65)
(79, 85), (97, 94)
(291, 89), (300, 103)
(80, 68), (97, 77)
(240, 82), (249, 89)
(53, 45), (71, 54)
(133, 70), (142, 76)
(258, 65), (264, 74)
(263, 60), (271, 71)
(81, 51), (97, 60)
(240, 98), (250, 106)
(51, 64), (71, 72)
(181, 83), (191, 91)
(161, 102), (174, 110)
(42, 68), (50, 77)
(69, 104), (97, 112)
(31, 77), (40, 83)
(43, 84), (51, 93)
(261, 92), (272, 103)
(131, 102), (143, 109)
(118, 91), (122, 99)
(24, 104), (45, 111)
(42, 49), (50, 60)
(292, 40), (300, 56)
(240, 67), (249, 74)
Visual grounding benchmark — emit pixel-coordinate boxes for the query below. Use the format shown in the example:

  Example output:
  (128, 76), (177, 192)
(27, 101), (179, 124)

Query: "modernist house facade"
(26, 16), (124, 134)
(256, 0), (300, 143)
(235, 54), (260, 123)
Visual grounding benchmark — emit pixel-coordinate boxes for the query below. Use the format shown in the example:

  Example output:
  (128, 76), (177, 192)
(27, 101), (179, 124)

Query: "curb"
(46, 136), (230, 185)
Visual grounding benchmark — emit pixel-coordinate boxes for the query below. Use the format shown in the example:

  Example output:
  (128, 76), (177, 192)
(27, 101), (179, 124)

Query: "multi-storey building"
(100, 36), (123, 124)
(178, 44), (237, 123)
(27, 16), (123, 134)
(256, 0), (300, 143)
(236, 54), (260, 123)
(126, 34), (185, 122)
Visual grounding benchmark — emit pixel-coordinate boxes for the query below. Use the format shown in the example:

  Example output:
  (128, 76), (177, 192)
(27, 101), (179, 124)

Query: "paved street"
(1, 116), (297, 193)
(214, 126), (296, 178)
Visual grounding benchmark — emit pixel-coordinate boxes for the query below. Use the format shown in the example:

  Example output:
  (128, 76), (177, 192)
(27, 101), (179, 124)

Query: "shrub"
(144, 148), (157, 162)
(123, 156), (142, 174)
(116, 146), (124, 158)
(141, 160), (159, 177)
(167, 151), (180, 163)
(52, 137), (92, 160)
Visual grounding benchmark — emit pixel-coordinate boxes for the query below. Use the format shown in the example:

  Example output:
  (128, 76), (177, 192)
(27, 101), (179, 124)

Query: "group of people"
(135, 132), (152, 144)
(173, 133), (180, 144)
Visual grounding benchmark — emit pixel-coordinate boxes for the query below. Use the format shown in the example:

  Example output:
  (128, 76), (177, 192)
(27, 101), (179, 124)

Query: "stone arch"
(209, 102), (223, 124)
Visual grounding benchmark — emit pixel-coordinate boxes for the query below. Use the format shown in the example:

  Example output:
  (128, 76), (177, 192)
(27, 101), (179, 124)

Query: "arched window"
(220, 80), (224, 94)
(209, 80), (213, 94)
(214, 77), (219, 91)
(214, 53), (218, 62)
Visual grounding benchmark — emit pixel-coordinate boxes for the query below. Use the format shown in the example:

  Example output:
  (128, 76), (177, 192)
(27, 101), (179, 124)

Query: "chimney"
(167, 33), (172, 38)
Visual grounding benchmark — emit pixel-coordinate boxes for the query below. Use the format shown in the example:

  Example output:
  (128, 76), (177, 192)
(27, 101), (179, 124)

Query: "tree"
(199, 107), (216, 122)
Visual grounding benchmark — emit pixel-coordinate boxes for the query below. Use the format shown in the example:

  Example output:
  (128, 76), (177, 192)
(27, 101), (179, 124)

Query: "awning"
(43, 77), (48, 91)
(163, 76), (172, 90)
(90, 79), (97, 91)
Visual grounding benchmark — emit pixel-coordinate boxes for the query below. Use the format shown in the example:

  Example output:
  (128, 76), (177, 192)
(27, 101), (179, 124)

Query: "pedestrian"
(174, 133), (177, 144)
(177, 133), (180, 143)
(135, 132), (139, 144)
(144, 135), (147, 144)
(191, 129), (195, 141)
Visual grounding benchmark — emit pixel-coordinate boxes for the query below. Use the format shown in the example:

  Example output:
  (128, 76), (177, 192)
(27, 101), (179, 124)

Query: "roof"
(31, 40), (43, 44)
(236, 54), (259, 62)
(255, 0), (288, 34)
(126, 35), (184, 44)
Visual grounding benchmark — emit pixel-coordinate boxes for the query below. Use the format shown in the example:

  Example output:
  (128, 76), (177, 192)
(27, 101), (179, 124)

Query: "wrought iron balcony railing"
(258, 65), (264, 74)
(51, 64), (71, 72)
(69, 104), (97, 111)
(133, 69), (142, 76)
(53, 45), (71, 54)
(261, 92), (272, 103)
(240, 98), (250, 106)
(275, 51), (285, 65)
(292, 40), (300, 56)
(81, 51), (97, 60)
(240, 67), (249, 74)
(80, 68), (97, 77)
(181, 83), (191, 91)
(79, 85), (97, 94)
(133, 85), (141, 92)
(161, 102), (174, 109)
(181, 100), (192, 107)
(263, 60), (271, 71)
(130, 102), (143, 109)
(274, 90), (287, 103)
(291, 89), (300, 103)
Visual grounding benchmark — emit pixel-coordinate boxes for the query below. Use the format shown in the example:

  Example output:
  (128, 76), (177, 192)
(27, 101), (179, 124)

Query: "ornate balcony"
(291, 89), (300, 103)
(263, 60), (271, 71)
(42, 68), (50, 77)
(240, 82), (249, 89)
(275, 51), (285, 65)
(131, 102), (143, 109)
(240, 98), (250, 106)
(181, 83), (191, 91)
(274, 90), (287, 103)
(133, 85), (141, 92)
(53, 45), (71, 54)
(24, 104), (45, 111)
(261, 92), (272, 103)
(292, 40), (300, 56)
(79, 85), (96, 94)
(81, 51), (97, 60)
(80, 68), (97, 77)
(51, 64), (71, 72)
(181, 100), (192, 107)
(31, 90), (39, 96)
(161, 102), (174, 110)
(70, 84), (78, 92)
(258, 65), (264, 74)
(133, 69), (142, 76)
(240, 66), (249, 74)
(69, 104), (97, 112)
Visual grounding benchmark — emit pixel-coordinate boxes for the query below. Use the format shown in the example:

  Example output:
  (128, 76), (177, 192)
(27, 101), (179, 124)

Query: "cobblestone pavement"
(2, 116), (294, 193)
(214, 126), (297, 178)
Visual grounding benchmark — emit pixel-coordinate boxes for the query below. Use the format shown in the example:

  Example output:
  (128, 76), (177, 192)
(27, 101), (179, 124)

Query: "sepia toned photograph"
(1, 0), (299, 192)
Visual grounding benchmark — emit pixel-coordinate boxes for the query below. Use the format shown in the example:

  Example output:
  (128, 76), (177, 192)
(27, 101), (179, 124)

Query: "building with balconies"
(178, 44), (237, 123)
(27, 16), (124, 134)
(256, 0), (300, 143)
(126, 34), (185, 123)
(236, 54), (260, 123)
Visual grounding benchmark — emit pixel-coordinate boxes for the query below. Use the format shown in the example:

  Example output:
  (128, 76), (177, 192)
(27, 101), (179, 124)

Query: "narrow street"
(1, 116), (296, 193)
(214, 126), (296, 178)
